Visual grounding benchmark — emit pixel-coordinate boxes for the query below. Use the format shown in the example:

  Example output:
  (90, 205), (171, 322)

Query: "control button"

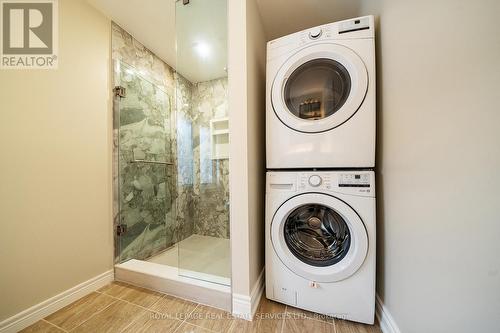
(309, 28), (322, 39)
(308, 175), (322, 187)
(309, 281), (319, 288)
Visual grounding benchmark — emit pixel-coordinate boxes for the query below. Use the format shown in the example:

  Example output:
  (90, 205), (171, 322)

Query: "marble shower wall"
(112, 22), (230, 263)
(189, 78), (230, 238)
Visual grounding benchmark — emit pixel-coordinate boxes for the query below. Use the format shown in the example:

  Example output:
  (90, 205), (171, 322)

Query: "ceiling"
(87, 0), (362, 82)
(255, 0), (364, 40)
(88, 0), (227, 83)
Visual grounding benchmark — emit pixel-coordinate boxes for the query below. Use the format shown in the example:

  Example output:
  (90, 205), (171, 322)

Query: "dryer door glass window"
(284, 58), (351, 120)
(284, 203), (351, 267)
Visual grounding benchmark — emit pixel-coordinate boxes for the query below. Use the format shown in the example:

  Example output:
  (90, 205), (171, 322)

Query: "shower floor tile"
(147, 234), (231, 282)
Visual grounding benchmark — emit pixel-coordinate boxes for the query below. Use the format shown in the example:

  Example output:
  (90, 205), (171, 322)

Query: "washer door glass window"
(271, 193), (368, 282)
(284, 203), (350, 267)
(284, 59), (351, 120)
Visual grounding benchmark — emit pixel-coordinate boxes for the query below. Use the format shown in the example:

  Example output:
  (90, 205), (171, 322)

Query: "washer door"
(271, 193), (368, 282)
(271, 43), (368, 133)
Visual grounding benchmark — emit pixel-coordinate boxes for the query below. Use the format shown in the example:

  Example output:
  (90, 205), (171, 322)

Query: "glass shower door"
(115, 60), (176, 262)
(175, 0), (231, 285)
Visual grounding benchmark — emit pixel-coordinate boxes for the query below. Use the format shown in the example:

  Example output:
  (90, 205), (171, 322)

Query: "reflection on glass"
(284, 58), (351, 120)
(199, 126), (213, 185)
(177, 112), (194, 186)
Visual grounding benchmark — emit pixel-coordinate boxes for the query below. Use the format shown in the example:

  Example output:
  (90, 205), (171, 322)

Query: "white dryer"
(266, 16), (376, 168)
(265, 170), (375, 324)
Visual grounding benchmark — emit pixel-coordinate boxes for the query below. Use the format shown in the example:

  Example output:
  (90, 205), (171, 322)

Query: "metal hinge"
(113, 86), (126, 98)
(116, 224), (127, 236)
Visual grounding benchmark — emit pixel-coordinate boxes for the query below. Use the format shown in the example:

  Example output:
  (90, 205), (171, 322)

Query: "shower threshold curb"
(115, 259), (231, 312)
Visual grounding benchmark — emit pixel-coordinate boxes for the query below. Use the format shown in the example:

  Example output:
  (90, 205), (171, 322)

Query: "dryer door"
(271, 43), (368, 133)
(271, 193), (368, 282)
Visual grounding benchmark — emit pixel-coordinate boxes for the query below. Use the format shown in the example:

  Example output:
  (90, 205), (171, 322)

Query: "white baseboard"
(232, 268), (265, 320)
(0, 270), (114, 333)
(375, 294), (401, 333)
(250, 269), (265, 317)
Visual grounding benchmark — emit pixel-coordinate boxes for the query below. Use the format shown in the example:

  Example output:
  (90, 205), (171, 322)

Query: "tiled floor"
(21, 281), (382, 333)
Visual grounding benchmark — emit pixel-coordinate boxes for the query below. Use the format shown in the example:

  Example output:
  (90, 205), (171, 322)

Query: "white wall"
(254, 0), (500, 330)
(229, 0), (250, 299)
(246, 0), (267, 296)
(361, 1), (500, 332)
(0, 0), (112, 321)
(229, 0), (266, 314)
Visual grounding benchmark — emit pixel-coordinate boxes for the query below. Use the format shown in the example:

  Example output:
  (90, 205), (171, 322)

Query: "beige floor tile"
(250, 297), (286, 333)
(19, 320), (64, 333)
(150, 295), (198, 320)
(122, 311), (182, 333)
(283, 317), (335, 333)
(335, 319), (382, 333)
(286, 305), (335, 324)
(256, 317), (284, 333)
(44, 292), (115, 330)
(228, 317), (284, 333)
(98, 281), (163, 308)
(71, 299), (147, 333)
(227, 318), (259, 333)
(175, 322), (213, 333)
(256, 297), (286, 315)
(97, 282), (115, 293)
(185, 304), (234, 332)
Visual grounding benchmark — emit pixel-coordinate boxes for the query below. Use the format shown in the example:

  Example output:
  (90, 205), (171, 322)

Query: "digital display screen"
(355, 175), (361, 179)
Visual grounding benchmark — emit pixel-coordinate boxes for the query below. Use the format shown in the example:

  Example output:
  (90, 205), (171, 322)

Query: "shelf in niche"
(210, 117), (229, 160)
(212, 129), (229, 135)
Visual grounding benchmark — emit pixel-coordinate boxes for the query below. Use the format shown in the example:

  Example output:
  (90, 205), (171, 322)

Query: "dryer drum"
(284, 58), (352, 121)
(284, 203), (351, 267)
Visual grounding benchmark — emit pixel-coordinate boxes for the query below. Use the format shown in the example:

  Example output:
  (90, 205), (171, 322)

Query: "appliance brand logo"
(1, 0), (58, 69)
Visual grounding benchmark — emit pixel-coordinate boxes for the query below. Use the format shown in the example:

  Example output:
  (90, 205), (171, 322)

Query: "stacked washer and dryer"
(265, 16), (377, 324)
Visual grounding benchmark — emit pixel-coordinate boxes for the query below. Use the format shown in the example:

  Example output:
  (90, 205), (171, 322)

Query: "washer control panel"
(339, 173), (371, 187)
(268, 172), (374, 196)
(299, 173), (332, 190)
(296, 172), (373, 196)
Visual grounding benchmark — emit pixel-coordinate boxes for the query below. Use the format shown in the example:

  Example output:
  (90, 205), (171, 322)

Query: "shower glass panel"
(115, 60), (176, 263)
(175, 0), (230, 285)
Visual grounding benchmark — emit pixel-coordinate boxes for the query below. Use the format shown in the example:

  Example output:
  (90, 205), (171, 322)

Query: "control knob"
(309, 28), (322, 39)
(308, 175), (322, 187)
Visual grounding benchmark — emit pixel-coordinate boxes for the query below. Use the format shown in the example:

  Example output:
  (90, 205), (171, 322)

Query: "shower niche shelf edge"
(210, 117), (229, 160)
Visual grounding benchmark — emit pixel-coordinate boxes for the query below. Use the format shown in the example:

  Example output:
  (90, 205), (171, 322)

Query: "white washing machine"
(266, 16), (376, 169)
(265, 170), (376, 324)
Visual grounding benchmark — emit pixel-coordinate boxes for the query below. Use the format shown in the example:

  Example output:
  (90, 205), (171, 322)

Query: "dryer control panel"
(294, 16), (374, 47)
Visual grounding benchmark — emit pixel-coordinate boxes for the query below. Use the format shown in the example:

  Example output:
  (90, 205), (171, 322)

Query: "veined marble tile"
(184, 78), (230, 239)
